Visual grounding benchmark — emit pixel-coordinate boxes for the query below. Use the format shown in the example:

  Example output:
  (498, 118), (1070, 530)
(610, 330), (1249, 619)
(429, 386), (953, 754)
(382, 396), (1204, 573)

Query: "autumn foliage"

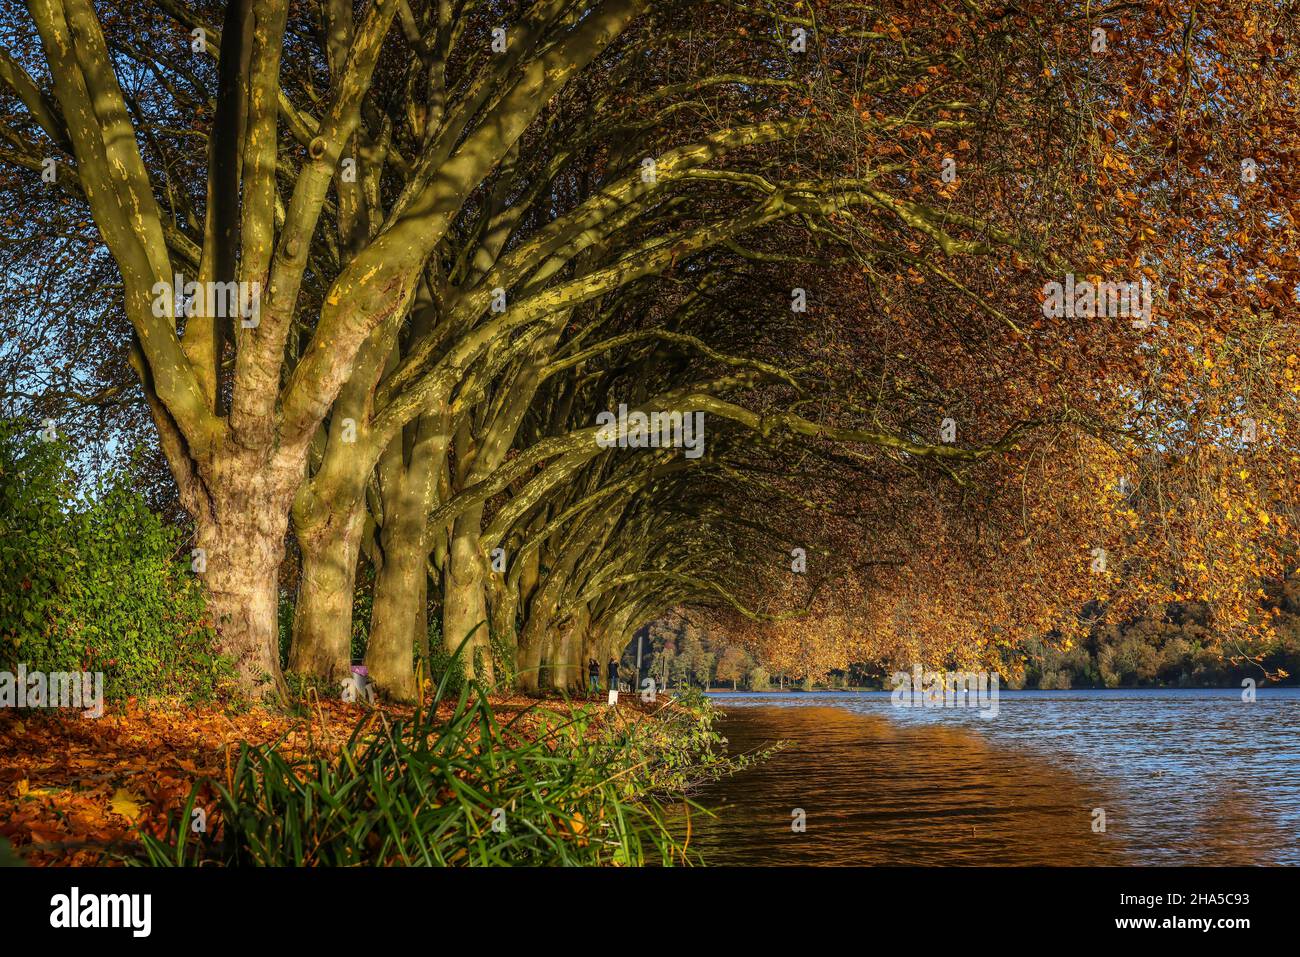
(0, 1), (1295, 697)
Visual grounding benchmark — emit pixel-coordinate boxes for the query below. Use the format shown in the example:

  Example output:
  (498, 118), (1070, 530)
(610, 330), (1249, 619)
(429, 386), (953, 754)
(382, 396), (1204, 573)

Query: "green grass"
(134, 680), (714, 867)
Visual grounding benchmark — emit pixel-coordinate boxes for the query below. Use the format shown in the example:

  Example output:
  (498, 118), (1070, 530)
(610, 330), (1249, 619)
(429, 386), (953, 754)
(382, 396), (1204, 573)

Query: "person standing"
(587, 658), (599, 694)
(607, 658), (620, 693)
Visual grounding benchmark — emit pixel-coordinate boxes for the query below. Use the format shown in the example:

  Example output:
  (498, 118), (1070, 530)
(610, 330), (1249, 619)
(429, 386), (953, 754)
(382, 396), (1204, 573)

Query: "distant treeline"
(1003, 575), (1299, 689)
(1010, 588), (1300, 690)
(638, 578), (1300, 691)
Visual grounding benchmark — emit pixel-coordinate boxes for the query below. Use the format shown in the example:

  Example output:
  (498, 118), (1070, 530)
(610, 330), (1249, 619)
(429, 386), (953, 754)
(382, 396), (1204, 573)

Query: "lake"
(683, 688), (1300, 865)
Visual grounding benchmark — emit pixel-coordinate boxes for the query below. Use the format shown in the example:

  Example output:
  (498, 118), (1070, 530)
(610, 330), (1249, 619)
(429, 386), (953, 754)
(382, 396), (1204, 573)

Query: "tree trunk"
(487, 567), (517, 672)
(289, 503), (364, 684)
(442, 506), (494, 683)
(561, 607), (591, 694)
(517, 631), (546, 694)
(549, 627), (573, 692)
(519, 587), (562, 693)
(195, 484), (293, 702)
(366, 409), (447, 702)
(367, 535), (426, 702)
(513, 516), (611, 693)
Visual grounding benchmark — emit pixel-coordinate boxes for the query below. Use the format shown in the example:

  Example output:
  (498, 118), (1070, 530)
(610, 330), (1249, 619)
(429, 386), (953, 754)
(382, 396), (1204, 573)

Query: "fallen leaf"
(109, 788), (144, 821)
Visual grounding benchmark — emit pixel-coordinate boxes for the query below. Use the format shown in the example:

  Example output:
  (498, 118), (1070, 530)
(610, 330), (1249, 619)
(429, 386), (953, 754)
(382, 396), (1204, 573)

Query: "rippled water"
(682, 689), (1300, 865)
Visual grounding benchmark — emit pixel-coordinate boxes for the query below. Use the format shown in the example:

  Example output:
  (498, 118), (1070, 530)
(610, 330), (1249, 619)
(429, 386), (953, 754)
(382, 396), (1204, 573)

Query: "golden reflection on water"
(1185, 786), (1292, 866)
(681, 705), (1127, 865)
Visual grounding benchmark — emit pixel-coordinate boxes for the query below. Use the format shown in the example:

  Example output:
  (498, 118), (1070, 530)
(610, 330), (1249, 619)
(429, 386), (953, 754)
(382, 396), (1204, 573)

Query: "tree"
(3, 0), (1294, 705)
(715, 645), (751, 690)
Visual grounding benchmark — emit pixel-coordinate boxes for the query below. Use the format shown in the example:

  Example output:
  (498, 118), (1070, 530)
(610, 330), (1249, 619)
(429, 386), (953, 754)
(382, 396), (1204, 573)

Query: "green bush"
(426, 617), (466, 698)
(594, 686), (773, 796)
(0, 420), (227, 703)
(277, 588), (295, 669)
(349, 565), (373, 663)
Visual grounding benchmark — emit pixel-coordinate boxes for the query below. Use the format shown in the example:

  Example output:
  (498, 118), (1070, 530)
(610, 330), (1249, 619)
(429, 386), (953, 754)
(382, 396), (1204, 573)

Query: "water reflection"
(682, 690), (1300, 866)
